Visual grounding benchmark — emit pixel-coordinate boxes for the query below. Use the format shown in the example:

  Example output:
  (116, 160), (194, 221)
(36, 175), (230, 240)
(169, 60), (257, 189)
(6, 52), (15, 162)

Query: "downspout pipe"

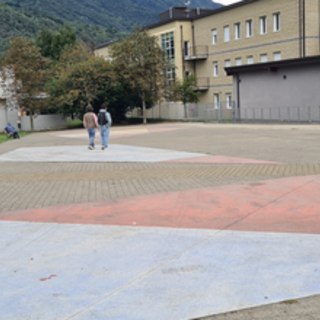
(236, 73), (241, 122)
(192, 25), (196, 75)
(303, 0), (306, 57)
(180, 26), (185, 79)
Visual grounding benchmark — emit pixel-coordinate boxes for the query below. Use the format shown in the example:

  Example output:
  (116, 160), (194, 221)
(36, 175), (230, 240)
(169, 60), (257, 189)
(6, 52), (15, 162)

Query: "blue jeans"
(99, 125), (110, 148)
(87, 128), (96, 147)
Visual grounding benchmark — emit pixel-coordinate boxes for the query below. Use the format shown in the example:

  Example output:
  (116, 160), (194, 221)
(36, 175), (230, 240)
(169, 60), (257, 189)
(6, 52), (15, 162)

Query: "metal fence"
(237, 106), (320, 124)
(131, 102), (235, 122)
(131, 103), (320, 124)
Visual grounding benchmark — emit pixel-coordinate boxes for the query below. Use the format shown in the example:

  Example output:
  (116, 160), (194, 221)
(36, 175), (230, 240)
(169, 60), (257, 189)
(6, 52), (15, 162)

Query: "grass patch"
(0, 132), (31, 144)
(67, 119), (83, 129)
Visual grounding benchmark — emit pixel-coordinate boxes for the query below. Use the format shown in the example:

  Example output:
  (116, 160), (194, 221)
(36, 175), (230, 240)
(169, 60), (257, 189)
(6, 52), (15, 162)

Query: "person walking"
(97, 103), (112, 150)
(83, 105), (99, 150)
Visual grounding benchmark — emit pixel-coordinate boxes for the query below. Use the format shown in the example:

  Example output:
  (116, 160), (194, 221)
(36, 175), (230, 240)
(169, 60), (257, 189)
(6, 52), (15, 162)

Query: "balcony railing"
(184, 46), (208, 60)
(194, 77), (210, 91)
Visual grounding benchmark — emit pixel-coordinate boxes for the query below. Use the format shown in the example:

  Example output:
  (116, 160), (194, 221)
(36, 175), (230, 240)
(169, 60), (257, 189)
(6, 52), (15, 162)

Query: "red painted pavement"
(1, 175), (320, 234)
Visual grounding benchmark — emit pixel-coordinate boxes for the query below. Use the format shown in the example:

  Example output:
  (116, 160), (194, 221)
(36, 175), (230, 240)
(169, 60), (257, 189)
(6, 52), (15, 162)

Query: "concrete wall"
(0, 107), (19, 130)
(20, 114), (67, 131)
(235, 62), (320, 121)
(1, 111), (67, 132)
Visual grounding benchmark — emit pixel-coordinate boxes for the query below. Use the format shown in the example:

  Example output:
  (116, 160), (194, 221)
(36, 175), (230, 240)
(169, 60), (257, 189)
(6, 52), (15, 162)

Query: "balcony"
(194, 77), (210, 91)
(184, 46), (208, 60)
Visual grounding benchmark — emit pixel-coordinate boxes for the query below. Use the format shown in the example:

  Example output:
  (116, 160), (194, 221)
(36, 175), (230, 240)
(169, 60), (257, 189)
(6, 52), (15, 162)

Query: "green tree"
(36, 25), (77, 61)
(48, 42), (113, 119)
(0, 37), (52, 130)
(171, 74), (201, 119)
(110, 28), (170, 124)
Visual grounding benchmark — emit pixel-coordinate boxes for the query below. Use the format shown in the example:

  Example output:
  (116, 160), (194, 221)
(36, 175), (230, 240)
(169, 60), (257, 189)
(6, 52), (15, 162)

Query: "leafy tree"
(0, 37), (52, 131)
(36, 25), (77, 61)
(110, 28), (170, 124)
(48, 42), (114, 119)
(171, 74), (200, 119)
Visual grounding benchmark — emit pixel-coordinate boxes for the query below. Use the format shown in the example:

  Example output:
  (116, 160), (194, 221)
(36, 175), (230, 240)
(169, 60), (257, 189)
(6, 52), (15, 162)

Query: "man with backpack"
(97, 103), (112, 150)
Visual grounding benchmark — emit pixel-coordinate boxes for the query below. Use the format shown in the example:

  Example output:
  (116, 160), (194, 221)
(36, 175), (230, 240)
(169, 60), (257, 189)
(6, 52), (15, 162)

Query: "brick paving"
(1, 122), (320, 319)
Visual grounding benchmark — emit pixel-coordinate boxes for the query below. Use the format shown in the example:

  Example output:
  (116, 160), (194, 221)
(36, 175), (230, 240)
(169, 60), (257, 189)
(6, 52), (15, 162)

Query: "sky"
(215, 0), (242, 5)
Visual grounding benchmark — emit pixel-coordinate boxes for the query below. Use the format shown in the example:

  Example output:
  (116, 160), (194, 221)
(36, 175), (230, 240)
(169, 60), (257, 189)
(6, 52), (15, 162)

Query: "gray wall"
(0, 107), (19, 130)
(1, 111), (67, 132)
(21, 114), (67, 131)
(234, 63), (320, 121)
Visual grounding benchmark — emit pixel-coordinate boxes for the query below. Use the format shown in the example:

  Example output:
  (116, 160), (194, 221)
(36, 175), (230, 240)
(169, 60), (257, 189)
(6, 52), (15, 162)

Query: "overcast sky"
(215, 0), (242, 5)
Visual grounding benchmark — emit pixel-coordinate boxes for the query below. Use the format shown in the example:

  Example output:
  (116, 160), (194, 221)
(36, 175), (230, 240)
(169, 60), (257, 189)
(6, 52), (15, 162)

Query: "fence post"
(159, 104), (162, 119)
(205, 104), (208, 122)
(269, 108), (271, 122)
(233, 101), (236, 123)
(219, 102), (222, 122)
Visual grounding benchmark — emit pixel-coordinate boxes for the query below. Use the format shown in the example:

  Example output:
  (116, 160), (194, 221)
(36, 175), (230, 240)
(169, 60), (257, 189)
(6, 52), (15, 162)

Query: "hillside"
(0, 0), (223, 56)
(0, 1), (128, 56)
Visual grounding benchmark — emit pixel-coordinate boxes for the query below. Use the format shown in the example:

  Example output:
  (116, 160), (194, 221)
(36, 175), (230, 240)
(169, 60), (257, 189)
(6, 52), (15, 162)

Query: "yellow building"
(95, 0), (320, 109)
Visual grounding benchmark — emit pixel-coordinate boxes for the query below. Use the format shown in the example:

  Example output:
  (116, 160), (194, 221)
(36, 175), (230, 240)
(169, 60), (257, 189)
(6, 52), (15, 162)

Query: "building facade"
(94, 0), (320, 109)
(225, 55), (320, 122)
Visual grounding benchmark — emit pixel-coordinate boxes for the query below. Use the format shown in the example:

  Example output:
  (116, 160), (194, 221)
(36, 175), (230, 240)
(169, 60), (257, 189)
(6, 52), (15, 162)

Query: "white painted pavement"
(1, 221), (320, 320)
(0, 145), (207, 163)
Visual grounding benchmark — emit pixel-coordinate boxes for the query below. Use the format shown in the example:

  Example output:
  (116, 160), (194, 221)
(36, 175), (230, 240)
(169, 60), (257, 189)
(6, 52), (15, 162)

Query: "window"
(226, 93), (232, 109)
(236, 58), (242, 66)
(247, 56), (254, 64)
(212, 29), (217, 44)
(273, 13), (280, 31)
(161, 32), (175, 61)
(225, 59), (231, 75)
(214, 93), (220, 109)
(260, 54), (268, 62)
(213, 61), (219, 77)
(224, 26), (230, 42)
(246, 20), (253, 37)
(235, 23), (241, 40)
(260, 16), (267, 34)
(274, 52), (281, 61)
(185, 71), (190, 77)
(184, 41), (190, 57)
(161, 32), (175, 84)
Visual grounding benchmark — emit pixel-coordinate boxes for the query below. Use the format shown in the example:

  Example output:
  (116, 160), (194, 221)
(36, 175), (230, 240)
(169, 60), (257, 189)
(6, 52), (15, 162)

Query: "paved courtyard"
(1, 122), (320, 319)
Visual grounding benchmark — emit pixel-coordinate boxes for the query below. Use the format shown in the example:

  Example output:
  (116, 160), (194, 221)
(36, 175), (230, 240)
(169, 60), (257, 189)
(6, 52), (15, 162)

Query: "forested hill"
(4, 0), (223, 31)
(0, 0), (223, 56)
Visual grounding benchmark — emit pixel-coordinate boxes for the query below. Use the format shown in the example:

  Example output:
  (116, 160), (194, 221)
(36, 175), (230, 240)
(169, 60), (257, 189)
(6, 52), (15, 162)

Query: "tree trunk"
(184, 103), (188, 119)
(29, 110), (34, 131)
(141, 92), (147, 125)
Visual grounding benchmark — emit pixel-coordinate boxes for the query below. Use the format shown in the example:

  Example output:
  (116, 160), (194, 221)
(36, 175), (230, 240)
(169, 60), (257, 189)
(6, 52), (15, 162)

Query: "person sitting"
(4, 123), (20, 139)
